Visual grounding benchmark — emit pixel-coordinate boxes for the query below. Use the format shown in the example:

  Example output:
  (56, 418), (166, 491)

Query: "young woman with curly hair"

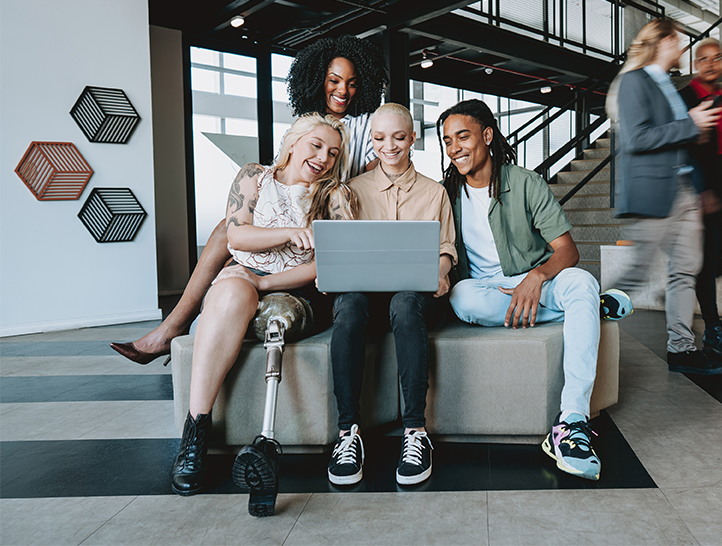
(111, 36), (387, 365)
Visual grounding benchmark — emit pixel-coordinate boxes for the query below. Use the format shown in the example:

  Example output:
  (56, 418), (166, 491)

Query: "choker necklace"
(381, 160), (411, 181)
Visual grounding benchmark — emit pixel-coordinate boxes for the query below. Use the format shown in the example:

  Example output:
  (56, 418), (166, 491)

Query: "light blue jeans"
(450, 267), (600, 418)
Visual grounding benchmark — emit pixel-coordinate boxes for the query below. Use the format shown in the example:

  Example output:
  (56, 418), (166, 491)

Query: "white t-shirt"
(461, 185), (504, 280)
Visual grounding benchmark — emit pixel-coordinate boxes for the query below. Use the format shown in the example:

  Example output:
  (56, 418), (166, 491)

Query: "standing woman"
(111, 36), (388, 365)
(171, 113), (356, 502)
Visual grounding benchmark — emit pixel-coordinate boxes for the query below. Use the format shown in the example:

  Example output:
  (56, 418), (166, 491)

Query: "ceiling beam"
(405, 13), (610, 80)
(286, 0), (477, 48)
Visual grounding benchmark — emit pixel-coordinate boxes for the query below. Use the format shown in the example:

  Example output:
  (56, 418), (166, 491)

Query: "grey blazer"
(616, 68), (699, 218)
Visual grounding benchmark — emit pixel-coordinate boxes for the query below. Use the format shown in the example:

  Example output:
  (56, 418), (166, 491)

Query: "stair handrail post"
(609, 128), (616, 210)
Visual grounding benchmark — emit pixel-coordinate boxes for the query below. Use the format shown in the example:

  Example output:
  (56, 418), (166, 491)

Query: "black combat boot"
(232, 435), (282, 517)
(703, 322), (722, 359)
(171, 411), (212, 496)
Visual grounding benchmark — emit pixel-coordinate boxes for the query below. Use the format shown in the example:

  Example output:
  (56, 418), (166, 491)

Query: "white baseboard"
(0, 309), (163, 338)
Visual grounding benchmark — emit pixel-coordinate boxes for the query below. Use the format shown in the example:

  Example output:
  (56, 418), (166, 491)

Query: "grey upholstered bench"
(171, 319), (618, 447)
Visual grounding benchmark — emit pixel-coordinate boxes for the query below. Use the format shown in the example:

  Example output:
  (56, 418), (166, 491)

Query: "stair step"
(583, 148), (610, 160)
(594, 138), (610, 149)
(564, 209), (617, 224)
(551, 181), (610, 198)
(570, 159), (606, 171)
(576, 242), (617, 262)
(556, 169), (610, 184)
(561, 194), (612, 209)
(570, 225), (626, 242)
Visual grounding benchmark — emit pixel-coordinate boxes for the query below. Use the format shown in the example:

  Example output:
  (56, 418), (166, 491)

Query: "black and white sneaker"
(328, 424), (364, 485)
(396, 430), (433, 485)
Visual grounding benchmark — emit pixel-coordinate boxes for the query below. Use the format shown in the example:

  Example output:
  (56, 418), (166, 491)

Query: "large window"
(190, 47), (259, 249)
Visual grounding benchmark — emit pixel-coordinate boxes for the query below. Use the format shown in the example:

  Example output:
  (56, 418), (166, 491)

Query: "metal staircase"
(549, 133), (628, 282)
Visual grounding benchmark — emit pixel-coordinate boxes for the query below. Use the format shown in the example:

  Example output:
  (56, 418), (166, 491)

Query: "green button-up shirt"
(452, 163), (572, 281)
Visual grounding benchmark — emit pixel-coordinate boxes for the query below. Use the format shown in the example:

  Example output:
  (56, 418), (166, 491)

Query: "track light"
(485, 67), (493, 75)
(540, 86), (552, 94)
(421, 52), (433, 69)
(230, 15), (245, 28)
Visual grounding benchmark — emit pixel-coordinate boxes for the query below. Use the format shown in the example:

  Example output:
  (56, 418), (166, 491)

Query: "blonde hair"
(695, 38), (721, 59)
(606, 19), (680, 121)
(371, 102), (415, 133)
(275, 113), (358, 224)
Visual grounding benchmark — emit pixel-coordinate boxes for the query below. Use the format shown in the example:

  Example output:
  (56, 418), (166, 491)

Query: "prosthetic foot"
(233, 293), (314, 517)
(232, 435), (282, 517)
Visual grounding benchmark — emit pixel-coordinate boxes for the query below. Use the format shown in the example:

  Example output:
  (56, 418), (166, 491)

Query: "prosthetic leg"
(232, 293), (314, 517)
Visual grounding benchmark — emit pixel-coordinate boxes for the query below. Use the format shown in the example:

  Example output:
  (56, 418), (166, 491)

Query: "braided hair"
(436, 99), (515, 205)
(287, 35), (388, 117)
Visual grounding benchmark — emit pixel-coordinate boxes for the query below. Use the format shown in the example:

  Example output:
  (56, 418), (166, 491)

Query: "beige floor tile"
(609, 333), (722, 489)
(81, 493), (310, 546)
(284, 491), (489, 546)
(0, 401), (177, 441)
(79, 400), (178, 439)
(0, 496), (135, 546)
(487, 489), (697, 546)
(0, 355), (171, 376)
(663, 486), (722, 546)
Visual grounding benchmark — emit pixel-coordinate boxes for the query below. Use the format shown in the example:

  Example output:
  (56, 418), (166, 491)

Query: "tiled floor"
(1, 310), (721, 545)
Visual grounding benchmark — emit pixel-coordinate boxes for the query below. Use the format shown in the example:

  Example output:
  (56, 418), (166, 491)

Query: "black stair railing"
(534, 114), (608, 181)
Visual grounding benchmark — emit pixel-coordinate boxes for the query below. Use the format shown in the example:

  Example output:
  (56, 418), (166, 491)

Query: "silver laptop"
(313, 220), (440, 292)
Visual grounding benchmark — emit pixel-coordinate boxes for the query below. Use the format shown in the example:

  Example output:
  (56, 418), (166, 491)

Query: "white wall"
(0, 0), (161, 336)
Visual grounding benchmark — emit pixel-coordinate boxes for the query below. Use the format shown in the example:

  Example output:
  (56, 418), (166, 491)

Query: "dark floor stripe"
(0, 412), (655, 498)
(0, 341), (120, 357)
(0, 375), (173, 403)
(619, 310), (722, 404)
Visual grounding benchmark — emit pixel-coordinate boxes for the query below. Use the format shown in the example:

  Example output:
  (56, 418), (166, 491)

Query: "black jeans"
(330, 291), (444, 430)
(696, 210), (722, 327)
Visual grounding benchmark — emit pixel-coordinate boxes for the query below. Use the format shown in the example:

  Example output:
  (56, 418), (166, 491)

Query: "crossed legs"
(450, 267), (601, 417)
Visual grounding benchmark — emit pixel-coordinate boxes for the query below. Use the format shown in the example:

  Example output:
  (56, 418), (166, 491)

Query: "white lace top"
(228, 167), (314, 274)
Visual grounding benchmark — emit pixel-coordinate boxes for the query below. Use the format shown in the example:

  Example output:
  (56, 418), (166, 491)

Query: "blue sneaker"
(600, 289), (633, 320)
(542, 413), (601, 481)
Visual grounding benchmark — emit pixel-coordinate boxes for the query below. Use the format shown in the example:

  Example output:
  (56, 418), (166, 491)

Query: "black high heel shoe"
(109, 342), (171, 366)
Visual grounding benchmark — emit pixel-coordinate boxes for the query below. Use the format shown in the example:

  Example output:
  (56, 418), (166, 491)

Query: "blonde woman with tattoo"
(171, 113), (357, 500)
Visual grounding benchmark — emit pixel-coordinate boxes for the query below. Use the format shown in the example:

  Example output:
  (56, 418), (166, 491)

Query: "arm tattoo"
(228, 163), (261, 213)
(226, 216), (249, 230)
(239, 163), (263, 179)
(228, 185), (245, 214)
(248, 196), (258, 215)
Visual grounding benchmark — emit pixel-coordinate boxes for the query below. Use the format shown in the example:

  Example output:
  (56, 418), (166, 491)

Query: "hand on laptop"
(288, 227), (314, 250)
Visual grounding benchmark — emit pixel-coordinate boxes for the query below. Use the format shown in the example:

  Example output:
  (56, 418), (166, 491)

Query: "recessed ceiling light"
(230, 15), (245, 28)
(485, 67), (493, 74)
(540, 86), (552, 94)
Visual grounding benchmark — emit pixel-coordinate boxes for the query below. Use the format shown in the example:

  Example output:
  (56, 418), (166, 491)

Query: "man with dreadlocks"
(437, 99), (632, 482)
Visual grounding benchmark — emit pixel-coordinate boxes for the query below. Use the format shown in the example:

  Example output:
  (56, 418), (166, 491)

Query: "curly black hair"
(436, 99), (516, 205)
(287, 35), (388, 117)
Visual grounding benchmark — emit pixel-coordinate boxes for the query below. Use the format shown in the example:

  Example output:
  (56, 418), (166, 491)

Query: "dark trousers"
(330, 291), (443, 430)
(696, 211), (722, 327)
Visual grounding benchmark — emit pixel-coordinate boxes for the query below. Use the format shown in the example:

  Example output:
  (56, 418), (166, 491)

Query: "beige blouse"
(347, 164), (457, 264)
(228, 167), (314, 273)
